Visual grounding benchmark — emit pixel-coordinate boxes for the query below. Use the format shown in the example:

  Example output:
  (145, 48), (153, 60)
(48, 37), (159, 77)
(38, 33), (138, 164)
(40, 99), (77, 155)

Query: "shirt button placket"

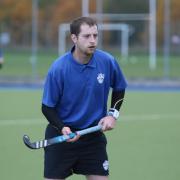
(83, 66), (91, 90)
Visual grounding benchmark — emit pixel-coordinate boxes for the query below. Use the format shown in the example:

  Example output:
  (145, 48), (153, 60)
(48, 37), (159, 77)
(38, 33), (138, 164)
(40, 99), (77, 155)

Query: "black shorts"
(44, 124), (109, 179)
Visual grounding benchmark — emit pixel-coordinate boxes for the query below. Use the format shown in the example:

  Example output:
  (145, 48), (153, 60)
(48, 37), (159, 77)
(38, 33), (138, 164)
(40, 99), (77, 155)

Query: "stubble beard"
(85, 46), (96, 56)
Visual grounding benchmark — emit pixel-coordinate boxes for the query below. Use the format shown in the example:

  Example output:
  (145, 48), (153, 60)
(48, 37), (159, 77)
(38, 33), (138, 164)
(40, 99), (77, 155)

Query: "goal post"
(82, 0), (157, 70)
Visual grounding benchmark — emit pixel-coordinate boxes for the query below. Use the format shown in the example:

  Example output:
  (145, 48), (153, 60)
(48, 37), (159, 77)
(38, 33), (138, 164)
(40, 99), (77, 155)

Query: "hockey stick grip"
(76, 125), (102, 136)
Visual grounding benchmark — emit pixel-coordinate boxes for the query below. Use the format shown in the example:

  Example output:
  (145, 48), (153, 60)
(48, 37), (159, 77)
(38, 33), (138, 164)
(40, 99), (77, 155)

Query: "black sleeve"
(42, 104), (64, 132)
(111, 89), (125, 111)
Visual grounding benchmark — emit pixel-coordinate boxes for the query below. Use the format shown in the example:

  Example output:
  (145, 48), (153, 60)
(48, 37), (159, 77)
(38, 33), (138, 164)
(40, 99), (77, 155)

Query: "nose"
(90, 35), (95, 42)
(89, 35), (97, 43)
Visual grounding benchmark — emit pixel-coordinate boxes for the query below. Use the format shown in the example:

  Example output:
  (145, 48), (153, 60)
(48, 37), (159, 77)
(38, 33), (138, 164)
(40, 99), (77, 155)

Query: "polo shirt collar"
(70, 46), (96, 70)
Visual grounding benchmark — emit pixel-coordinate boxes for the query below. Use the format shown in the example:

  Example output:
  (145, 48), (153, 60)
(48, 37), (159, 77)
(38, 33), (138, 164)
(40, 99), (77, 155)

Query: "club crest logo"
(97, 73), (105, 84)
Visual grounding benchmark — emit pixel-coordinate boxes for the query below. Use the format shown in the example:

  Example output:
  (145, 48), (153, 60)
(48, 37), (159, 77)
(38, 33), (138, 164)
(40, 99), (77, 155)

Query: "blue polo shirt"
(42, 48), (127, 129)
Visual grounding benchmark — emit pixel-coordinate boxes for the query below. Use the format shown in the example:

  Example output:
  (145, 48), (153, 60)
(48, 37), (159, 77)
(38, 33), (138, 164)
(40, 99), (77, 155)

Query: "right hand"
(61, 126), (80, 142)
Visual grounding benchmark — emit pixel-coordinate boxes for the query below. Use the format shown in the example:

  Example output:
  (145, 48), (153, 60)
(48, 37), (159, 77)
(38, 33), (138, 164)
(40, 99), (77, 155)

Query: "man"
(42, 16), (127, 180)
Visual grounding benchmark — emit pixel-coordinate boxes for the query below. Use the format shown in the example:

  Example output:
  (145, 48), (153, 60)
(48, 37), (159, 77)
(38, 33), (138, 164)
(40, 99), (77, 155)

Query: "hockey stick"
(23, 125), (102, 150)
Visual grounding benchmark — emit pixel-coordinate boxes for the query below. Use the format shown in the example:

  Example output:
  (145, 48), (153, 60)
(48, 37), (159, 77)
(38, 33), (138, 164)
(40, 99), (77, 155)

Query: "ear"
(71, 34), (77, 44)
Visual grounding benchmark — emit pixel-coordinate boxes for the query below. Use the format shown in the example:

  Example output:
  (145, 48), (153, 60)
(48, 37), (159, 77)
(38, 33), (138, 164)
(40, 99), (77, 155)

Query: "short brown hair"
(70, 17), (97, 36)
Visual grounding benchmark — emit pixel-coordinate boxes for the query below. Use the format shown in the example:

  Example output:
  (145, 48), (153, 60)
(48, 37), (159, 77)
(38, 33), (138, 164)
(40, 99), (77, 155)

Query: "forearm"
(106, 89), (125, 120)
(111, 89), (125, 110)
(42, 104), (64, 132)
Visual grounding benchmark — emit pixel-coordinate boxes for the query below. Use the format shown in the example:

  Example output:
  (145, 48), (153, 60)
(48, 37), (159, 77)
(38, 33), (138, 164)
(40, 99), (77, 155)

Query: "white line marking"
(0, 114), (179, 126)
(121, 114), (180, 121)
(0, 119), (45, 126)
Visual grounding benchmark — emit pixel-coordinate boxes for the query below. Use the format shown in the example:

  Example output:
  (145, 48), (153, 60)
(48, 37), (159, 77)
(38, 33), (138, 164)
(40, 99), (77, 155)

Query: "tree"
(157, 0), (180, 44)
(1, 0), (179, 48)
(0, 0), (31, 46)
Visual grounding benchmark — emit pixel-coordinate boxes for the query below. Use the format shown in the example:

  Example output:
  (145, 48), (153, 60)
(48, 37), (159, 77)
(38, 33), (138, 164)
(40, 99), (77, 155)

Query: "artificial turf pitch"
(0, 89), (180, 180)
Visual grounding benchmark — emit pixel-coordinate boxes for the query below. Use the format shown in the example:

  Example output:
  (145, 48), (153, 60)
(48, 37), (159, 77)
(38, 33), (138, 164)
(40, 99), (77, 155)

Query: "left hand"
(61, 126), (80, 143)
(98, 116), (116, 131)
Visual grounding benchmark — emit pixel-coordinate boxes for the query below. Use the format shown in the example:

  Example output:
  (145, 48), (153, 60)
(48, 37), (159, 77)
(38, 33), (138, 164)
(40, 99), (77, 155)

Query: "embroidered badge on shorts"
(103, 160), (109, 171)
(97, 73), (105, 84)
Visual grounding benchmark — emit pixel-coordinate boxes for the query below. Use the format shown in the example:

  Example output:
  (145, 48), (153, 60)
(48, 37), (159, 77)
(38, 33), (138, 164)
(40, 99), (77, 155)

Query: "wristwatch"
(107, 108), (119, 120)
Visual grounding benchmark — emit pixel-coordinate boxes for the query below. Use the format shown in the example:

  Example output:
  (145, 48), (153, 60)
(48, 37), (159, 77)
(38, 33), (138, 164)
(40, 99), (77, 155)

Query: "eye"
(84, 34), (90, 38)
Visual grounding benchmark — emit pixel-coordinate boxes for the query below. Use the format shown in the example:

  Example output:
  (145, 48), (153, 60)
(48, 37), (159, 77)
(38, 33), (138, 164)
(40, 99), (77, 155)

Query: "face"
(71, 24), (98, 56)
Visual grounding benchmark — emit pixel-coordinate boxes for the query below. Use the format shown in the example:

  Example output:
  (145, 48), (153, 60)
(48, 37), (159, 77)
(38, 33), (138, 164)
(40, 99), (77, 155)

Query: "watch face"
(108, 109), (119, 119)
(108, 111), (114, 116)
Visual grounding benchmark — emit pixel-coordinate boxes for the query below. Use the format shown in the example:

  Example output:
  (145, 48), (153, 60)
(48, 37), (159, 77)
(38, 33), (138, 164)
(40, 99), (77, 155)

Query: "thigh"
(73, 132), (109, 176)
(44, 125), (77, 179)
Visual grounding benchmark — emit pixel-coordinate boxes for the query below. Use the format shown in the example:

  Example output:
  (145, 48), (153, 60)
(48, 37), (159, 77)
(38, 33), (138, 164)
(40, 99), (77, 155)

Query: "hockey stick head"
(23, 135), (37, 149)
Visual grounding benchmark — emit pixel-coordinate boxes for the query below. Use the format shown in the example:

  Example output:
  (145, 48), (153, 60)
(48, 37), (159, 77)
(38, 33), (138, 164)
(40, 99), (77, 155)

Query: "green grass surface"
(0, 50), (180, 79)
(0, 51), (56, 78)
(0, 89), (180, 180)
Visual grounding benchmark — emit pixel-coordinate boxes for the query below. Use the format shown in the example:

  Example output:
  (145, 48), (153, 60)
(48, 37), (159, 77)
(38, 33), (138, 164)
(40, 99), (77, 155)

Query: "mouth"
(88, 46), (96, 50)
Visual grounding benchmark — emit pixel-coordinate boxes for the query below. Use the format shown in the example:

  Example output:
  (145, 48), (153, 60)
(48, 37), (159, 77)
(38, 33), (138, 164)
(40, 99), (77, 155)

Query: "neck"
(73, 48), (92, 64)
